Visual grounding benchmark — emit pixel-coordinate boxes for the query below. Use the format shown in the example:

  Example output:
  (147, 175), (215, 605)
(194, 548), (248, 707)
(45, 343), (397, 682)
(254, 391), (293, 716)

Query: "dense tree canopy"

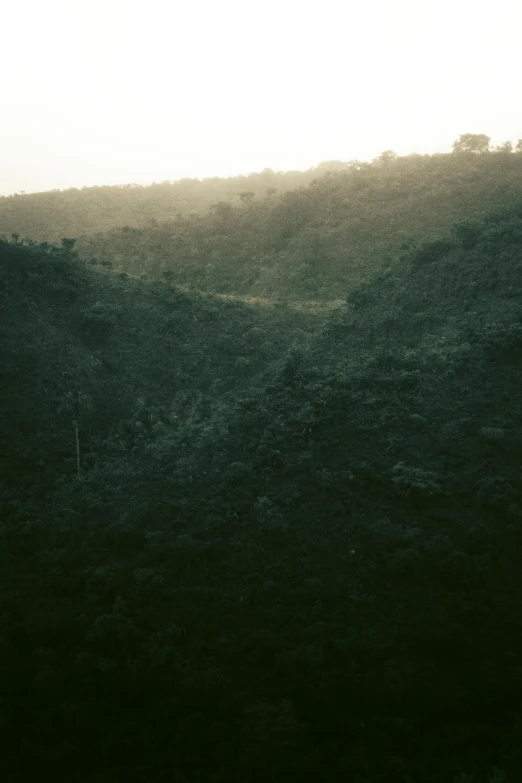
(2, 141), (522, 782)
(452, 133), (492, 154)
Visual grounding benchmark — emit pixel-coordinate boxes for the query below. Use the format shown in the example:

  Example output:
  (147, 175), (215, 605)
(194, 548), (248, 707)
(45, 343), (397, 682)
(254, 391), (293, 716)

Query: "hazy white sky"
(1, 0), (521, 195)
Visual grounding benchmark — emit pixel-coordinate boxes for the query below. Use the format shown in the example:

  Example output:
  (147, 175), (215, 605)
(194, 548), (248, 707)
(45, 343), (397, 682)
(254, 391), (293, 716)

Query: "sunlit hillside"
(0, 166), (334, 242)
(72, 145), (522, 299)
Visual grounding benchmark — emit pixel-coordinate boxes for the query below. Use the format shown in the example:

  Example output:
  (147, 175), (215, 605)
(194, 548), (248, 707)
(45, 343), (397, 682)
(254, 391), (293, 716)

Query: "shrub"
(479, 427), (505, 441)
(390, 462), (442, 495)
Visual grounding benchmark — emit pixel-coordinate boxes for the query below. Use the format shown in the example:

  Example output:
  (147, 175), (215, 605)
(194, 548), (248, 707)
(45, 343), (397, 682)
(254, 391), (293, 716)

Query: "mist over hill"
(5, 147), (522, 302)
(2, 137), (522, 783)
(74, 146), (522, 299)
(0, 166), (331, 242)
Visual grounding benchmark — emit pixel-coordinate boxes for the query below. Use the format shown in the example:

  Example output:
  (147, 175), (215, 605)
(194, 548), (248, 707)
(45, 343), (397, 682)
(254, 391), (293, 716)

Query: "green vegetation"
(0, 167), (331, 242)
(72, 142), (522, 299)
(2, 137), (522, 782)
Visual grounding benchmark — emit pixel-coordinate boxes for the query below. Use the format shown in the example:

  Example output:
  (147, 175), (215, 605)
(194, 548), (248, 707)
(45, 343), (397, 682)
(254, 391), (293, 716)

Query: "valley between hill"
(2, 140), (522, 783)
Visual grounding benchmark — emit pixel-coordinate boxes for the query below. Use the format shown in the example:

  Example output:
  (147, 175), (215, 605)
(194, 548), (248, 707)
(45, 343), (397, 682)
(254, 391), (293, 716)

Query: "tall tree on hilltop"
(452, 133), (491, 154)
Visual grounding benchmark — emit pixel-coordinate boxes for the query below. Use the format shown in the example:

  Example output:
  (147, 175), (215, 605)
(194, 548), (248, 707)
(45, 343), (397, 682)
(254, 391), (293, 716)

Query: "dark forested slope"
(2, 201), (522, 782)
(0, 237), (319, 511)
(73, 147), (522, 300)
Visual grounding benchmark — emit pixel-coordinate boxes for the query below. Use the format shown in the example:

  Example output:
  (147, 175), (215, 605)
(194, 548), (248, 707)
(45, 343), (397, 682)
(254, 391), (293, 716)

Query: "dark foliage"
(1, 160), (522, 782)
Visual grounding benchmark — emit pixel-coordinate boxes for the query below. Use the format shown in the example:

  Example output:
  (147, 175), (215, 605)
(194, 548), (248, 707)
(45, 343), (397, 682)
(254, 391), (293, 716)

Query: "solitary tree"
(452, 133), (491, 154)
(376, 150), (398, 164)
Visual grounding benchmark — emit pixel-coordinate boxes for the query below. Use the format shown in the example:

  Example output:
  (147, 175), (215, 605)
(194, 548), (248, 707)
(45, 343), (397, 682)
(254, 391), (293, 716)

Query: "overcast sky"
(1, 0), (521, 196)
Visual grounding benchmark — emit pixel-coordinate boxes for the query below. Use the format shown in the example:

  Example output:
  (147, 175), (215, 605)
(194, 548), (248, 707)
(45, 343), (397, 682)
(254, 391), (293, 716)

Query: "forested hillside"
(2, 173), (522, 783)
(70, 146), (522, 300)
(0, 166), (331, 242)
(4, 147), (522, 304)
(0, 237), (319, 506)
